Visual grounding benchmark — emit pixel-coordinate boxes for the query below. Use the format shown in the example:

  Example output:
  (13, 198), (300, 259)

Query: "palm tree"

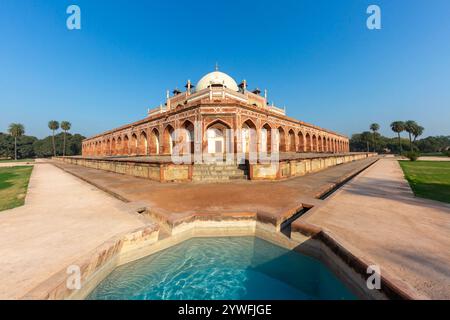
(61, 121), (72, 156)
(390, 121), (405, 154)
(48, 120), (60, 156)
(369, 123), (380, 151)
(404, 120), (418, 151)
(412, 125), (424, 144)
(8, 123), (25, 160)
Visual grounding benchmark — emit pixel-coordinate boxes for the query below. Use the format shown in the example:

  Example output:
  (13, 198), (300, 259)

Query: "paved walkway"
(0, 161), (146, 299)
(53, 158), (378, 224)
(301, 158), (450, 299)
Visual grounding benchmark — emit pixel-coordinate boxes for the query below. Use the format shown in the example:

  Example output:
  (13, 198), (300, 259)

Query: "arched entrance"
(260, 123), (272, 153)
(242, 120), (257, 154)
(298, 131), (305, 152)
(123, 135), (129, 155)
(206, 121), (231, 154)
(117, 137), (122, 155)
(150, 129), (160, 154)
(111, 138), (116, 155)
(131, 133), (138, 155)
(181, 120), (195, 154)
(312, 135), (317, 152)
(305, 133), (311, 152)
(163, 125), (175, 154)
(277, 127), (286, 152)
(138, 131), (148, 155)
(288, 129), (295, 152)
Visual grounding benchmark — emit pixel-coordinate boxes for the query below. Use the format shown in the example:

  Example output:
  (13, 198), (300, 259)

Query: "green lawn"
(399, 161), (450, 204)
(0, 166), (34, 211)
(0, 158), (35, 163)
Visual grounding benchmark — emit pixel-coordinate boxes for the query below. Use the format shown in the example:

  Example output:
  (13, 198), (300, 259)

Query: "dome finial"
(215, 62), (219, 71)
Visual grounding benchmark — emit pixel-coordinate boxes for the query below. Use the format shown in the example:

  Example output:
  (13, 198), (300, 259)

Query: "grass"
(0, 158), (35, 163)
(399, 161), (450, 204)
(0, 166), (34, 211)
(419, 153), (449, 157)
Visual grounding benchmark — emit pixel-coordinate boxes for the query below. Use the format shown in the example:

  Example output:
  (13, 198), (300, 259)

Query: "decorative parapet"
(147, 105), (168, 116)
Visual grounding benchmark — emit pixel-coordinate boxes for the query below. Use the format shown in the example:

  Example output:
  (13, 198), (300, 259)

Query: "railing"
(269, 105), (286, 115)
(148, 105), (168, 116)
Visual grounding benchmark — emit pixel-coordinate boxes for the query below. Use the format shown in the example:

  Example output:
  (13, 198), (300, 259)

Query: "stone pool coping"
(21, 214), (412, 300)
(291, 221), (427, 300)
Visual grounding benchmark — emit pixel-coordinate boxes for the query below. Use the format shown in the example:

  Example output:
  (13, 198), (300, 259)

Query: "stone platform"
(52, 157), (379, 235)
(54, 152), (376, 183)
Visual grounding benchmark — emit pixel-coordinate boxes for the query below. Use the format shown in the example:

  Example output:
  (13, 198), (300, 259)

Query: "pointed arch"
(111, 138), (116, 155)
(277, 127), (286, 152)
(150, 128), (160, 154)
(181, 120), (195, 155)
(123, 135), (129, 155)
(305, 132), (311, 152)
(288, 129), (295, 152)
(298, 131), (305, 152)
(206, 120), (232, 154)
(138, 131), (148, 155)
(260, 123), (272, 153)
(163, 125), (175, 154)
(242, 119), (257, 154)
(312, 134), (318, 152)
(130, 133), (138, 155)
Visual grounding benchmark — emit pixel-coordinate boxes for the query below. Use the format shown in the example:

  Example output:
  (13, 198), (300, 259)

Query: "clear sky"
(1, 0), (449, 139)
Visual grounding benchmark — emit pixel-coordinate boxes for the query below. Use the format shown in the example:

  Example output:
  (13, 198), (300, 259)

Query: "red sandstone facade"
(82, 71), (349, 157)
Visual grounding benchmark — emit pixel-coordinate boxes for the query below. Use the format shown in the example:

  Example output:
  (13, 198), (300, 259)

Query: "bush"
(404, 151), (420, 161)
(442, 150), (450, 157)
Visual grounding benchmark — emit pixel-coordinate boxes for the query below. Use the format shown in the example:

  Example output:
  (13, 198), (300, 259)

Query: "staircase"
(192, 163), (249, 182)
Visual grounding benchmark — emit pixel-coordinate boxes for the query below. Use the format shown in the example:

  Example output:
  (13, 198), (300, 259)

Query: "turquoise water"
(88, 237), (356, 300)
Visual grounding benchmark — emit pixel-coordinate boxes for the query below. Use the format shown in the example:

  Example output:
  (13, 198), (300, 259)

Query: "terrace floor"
(52, 157), (378, 226)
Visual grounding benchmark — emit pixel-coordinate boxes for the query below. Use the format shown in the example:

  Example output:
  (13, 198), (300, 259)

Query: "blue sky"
(1, 0), (449, 139)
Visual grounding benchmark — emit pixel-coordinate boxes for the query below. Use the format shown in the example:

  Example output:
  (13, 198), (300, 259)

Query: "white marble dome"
(195, 71), (239, 92)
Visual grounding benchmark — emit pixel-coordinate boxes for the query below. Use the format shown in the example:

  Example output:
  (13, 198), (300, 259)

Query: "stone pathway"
(301, 158), (450, 299)
(0, 160), (147, 299)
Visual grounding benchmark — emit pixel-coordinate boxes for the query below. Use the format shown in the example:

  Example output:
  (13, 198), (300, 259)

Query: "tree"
(369, 123), (380, 151)
(361, 131), (372, 152)
(61, 121), (72, 156)
(412, 125), (424, 143)
(48, 120), (59, 156)
(390, 121), (405, 154)
(404, 120), (418, 151)
(7, 123), (25, 160)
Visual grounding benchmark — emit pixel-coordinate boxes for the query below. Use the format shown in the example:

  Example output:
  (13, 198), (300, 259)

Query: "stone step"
(192, 171), (248, 176)
(193, 166), (248, 171)
(192, 175), (248, 182)
(192, 170), (248, 176)
(192, 163), (249, 182)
